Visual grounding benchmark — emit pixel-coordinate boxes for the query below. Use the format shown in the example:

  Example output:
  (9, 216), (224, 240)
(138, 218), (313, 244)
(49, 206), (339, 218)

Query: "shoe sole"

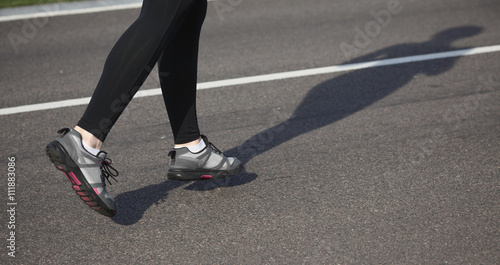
(167, 164), (243, 181)
(46, 141), (116, 217)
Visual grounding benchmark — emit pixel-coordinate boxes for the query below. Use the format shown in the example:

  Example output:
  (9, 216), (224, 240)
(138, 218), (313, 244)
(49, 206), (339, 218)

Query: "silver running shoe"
(167, 135), (242, 181)
(45, 128), (118, 217)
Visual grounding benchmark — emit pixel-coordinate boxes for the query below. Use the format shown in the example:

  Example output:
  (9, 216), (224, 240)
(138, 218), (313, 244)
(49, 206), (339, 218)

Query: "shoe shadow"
(112, 25), (482, 225)
(112, 180), (185, 225)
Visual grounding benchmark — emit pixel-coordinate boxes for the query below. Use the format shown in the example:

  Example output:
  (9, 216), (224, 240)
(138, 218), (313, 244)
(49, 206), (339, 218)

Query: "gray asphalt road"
(1, 0), (499, 263)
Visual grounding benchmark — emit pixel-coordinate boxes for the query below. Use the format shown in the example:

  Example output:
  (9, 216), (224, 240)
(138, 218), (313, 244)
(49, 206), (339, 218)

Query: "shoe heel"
(46, 141), (76, 170)
(46, 141), (64, 169)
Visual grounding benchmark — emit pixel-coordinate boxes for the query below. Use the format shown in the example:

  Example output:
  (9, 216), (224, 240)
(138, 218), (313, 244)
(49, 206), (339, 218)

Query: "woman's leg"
(158, 0), (207, 144)
(77, 0), (198, 143)
(155, 1), (242, 181)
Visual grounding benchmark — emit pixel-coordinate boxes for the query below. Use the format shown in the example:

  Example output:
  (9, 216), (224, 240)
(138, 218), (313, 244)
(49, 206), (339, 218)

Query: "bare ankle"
(74, 126), (103, 150)
(175, 137), (202, 147)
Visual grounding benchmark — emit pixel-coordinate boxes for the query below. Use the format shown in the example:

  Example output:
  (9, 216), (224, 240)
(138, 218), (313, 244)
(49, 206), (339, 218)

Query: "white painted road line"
(196, 45), (500, 90)
(0, 0), (215, 22)
(1, 44), (500, 116)
(0, 3), (142, 22)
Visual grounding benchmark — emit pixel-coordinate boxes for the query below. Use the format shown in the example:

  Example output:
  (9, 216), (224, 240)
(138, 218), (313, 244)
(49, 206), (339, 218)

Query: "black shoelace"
(209, 142), (222, 154)
(101, 158), (119, 185)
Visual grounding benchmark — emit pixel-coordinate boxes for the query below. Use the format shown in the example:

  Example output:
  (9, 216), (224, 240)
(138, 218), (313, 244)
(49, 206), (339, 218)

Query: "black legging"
(77, 0), (206, 144)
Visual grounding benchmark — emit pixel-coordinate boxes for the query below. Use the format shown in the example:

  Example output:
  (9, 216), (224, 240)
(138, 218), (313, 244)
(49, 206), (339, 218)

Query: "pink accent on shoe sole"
(63, 173), (75, 184)
(93, 188), (99, 195)
(77, 192), (86, 197)
(82, 197), (91, 202)
(73, 185), (81, 191)
(86, 202), (97, 206)
(57, 166), (63, 170)
(68, 172), (81, 185)
(201, 175), (213, 180)
(91, 207), (101, 211)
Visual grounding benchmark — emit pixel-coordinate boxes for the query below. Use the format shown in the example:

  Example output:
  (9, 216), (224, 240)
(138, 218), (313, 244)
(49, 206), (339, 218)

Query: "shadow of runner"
(113, 26), (482, 225)
(185, 25), (482, 190)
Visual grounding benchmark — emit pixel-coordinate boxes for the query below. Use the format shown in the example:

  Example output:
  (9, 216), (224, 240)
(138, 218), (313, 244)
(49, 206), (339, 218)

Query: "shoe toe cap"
(228, 157), (242, 170)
